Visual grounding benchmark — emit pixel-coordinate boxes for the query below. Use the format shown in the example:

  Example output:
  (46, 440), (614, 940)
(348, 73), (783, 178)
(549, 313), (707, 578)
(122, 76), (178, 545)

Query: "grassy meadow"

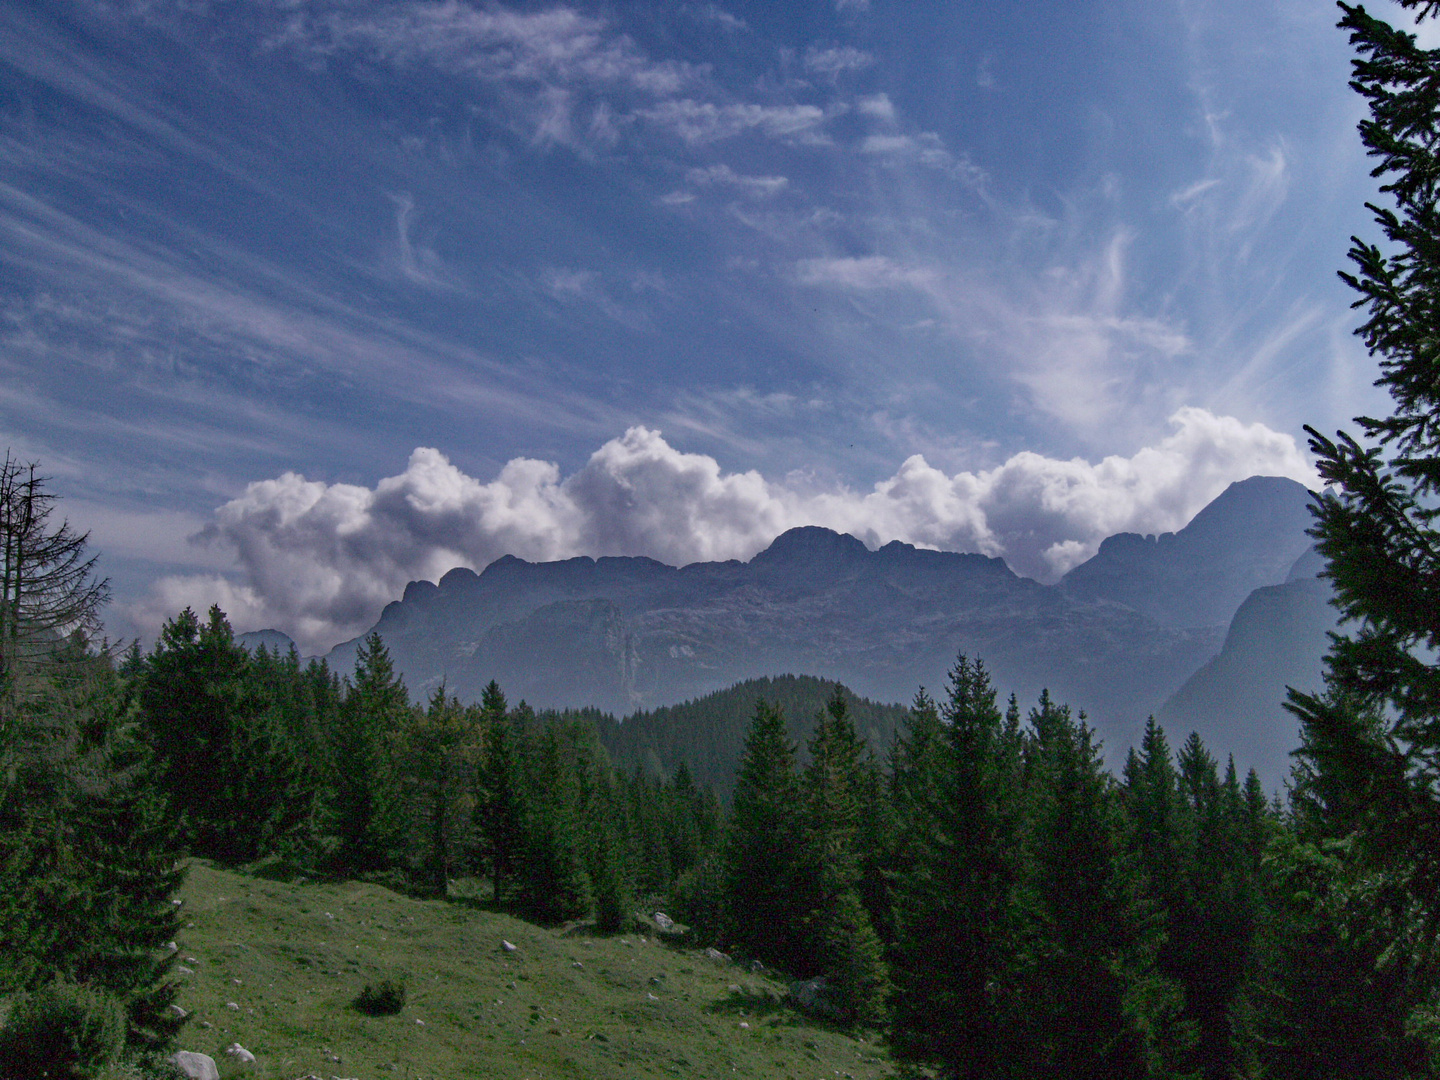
(166, 862), (897, 1080)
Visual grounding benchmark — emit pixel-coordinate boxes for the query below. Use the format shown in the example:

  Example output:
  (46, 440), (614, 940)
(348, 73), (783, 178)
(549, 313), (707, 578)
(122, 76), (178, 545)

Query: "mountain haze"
(245, 476), (1317, 764)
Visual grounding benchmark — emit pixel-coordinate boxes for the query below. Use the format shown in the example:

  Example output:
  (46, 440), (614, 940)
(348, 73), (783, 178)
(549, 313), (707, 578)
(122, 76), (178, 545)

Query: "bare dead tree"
(0, 452), (110, 719)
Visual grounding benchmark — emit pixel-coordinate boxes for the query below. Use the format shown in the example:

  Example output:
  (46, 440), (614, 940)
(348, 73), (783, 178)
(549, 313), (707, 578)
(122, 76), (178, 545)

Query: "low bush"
(0, 979), (126, 1080)
(353, 979), (406, 1017)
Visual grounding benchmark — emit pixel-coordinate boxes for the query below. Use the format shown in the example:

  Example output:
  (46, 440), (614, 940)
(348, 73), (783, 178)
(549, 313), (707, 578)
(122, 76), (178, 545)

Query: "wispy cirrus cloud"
(686, 163), (789, 196)
(271, 2), (693, 94)
(803, 44), (874, 78)
(638, 100), (834, 144)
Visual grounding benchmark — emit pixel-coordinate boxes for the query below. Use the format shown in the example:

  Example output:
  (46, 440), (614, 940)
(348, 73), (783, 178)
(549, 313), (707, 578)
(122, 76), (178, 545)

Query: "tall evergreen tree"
(794, 688), (889, 1024)
(1289, 3), (1440, 1051)
(888, 655), (1026, 1079)
(397, 687), (477, 895)
(328, 632), (411, 877)
(138, 606), (311, 864)
(472, 680), (527, 903)
(1017, 700), (1166, 1079)
(0, 635), (185, 1051)
(723, 699), (803, 970)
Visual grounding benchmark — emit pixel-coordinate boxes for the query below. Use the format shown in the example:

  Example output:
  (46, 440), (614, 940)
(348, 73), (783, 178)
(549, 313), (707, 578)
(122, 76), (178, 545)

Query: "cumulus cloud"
(140, 411), (1318, 653)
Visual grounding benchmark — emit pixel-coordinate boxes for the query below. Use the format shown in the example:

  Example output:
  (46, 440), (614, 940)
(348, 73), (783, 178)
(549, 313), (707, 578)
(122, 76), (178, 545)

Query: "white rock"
(225, 1001), (240, 1010)
(169, 1004), (187, 1018)
(176, 966), (194, 975)
(704, 947), (730, 964)
(501, 939), (517, 953)
(652, 911), (675, 930)
(169, 1051), (219, 1080)
(224, 1043), (256, 1064)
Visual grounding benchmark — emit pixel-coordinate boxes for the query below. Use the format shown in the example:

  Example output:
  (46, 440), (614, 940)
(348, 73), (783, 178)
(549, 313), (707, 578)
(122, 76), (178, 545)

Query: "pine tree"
(1016, 699), (1163, 1079)
(888, 655), (1026, 1079)
(328, 632), (412, 878)
(1288, 2), (1440, 1041)
(0, 635), (185, 1050)
(795, 688), (889, 1024)
(472, 681), (527, 903)
(1254, 690), (1433, 1076)
(138, 606), (312, 864)
(723, 699), (803, 970)
(0, 454), (109, 727)
(397, 687), (477, 896)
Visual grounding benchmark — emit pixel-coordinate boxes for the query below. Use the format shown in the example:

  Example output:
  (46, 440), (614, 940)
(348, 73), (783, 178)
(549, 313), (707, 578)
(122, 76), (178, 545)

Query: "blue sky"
(1, 0), (1426, 651)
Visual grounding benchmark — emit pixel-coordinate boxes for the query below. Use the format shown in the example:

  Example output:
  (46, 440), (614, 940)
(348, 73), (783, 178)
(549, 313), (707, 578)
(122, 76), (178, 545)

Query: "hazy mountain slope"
(237, 628), (300, 654)
(1157, 548), (1338, 790)
(596, 675), (911, 798)
(248, 475), (1317, 764)
(1060, 476), (1315, 628)
(323, 526), (1226, 752)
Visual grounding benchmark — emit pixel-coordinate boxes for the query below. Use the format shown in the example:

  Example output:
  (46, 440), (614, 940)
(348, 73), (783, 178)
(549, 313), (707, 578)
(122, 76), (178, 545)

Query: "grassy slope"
(170, 863), (896, 1080)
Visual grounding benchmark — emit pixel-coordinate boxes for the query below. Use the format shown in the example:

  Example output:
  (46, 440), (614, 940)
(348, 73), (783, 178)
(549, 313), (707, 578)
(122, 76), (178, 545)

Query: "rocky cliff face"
(1060, 476), (1316, 627)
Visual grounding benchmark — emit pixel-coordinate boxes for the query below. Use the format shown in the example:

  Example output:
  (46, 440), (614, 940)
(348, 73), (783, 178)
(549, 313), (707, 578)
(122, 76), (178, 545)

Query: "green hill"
(593, 675), (910, 797)
(165, 862), (896, 1080)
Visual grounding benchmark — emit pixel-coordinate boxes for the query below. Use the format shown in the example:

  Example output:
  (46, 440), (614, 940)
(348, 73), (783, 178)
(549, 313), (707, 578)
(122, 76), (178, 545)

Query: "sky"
(2, 0), (1431, 654)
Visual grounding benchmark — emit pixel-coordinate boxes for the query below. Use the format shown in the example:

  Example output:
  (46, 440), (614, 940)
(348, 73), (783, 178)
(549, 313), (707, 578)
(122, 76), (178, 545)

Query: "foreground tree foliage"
(0, 460), (184, 1066)
(1286, 0), (1440, 1069)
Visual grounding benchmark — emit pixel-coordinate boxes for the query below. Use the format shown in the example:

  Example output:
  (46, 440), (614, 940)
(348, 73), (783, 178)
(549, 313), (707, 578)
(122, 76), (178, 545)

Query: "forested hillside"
(593, 675), (910, 797)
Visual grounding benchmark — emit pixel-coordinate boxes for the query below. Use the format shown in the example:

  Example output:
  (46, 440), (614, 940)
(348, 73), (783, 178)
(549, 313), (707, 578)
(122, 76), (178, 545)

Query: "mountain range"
(242, 475), (1337, 786)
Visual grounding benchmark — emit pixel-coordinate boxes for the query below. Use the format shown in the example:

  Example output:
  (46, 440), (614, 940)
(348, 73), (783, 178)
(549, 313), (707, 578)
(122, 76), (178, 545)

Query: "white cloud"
(803, 45), (874, 78)
(282, 3), (691, 96)
(795, 254), (936, 290)
(686, 163), (789, 196)
(143, 413), (1318, 653)
(639, 100), (832, 144)
(857, 93), (895, 120)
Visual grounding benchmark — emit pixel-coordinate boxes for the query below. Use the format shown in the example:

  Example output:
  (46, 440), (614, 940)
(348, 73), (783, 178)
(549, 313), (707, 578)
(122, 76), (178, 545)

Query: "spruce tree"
(0, 636), (185, 1050)
(397, 687), (476, 896)
(888, 655), (1026, 1079)
(1017, 700), (1163, 1079)
(1289, 1), (1440, 1029)
(472, 680), (526, 902)
(795, 688), (889, 1024)
(328, 632), (411, 878)
(723, 699), (803, 970)
(138, 606), (312, 864)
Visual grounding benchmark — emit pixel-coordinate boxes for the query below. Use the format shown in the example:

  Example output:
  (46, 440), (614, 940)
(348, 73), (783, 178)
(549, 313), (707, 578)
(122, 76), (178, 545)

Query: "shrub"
(353, 979), (406, 1017)
(0, 979), (126, 1080)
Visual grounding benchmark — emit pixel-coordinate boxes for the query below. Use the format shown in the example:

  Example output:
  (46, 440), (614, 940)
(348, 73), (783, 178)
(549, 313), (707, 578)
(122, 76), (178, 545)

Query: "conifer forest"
(6, 4), (1440, 1077)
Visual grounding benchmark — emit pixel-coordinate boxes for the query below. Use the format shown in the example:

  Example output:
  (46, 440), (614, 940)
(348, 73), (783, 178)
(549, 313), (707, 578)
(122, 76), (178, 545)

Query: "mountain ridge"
(231, 475), (1321, 769)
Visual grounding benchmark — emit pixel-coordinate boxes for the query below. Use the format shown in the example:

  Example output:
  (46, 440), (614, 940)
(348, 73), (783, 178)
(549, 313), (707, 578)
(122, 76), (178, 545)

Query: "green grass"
(168, 863), (897, 1080)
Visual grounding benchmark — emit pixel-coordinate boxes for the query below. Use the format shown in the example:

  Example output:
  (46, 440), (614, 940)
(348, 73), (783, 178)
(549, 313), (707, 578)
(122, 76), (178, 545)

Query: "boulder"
(652, 912), (674, 930)
(225, 1044), (256, 1064)
(704, 947), (730, 964)
(501, 940), (517, 953)
(169, 1051), (219, 1080)
(788, 977), (840, 1019)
